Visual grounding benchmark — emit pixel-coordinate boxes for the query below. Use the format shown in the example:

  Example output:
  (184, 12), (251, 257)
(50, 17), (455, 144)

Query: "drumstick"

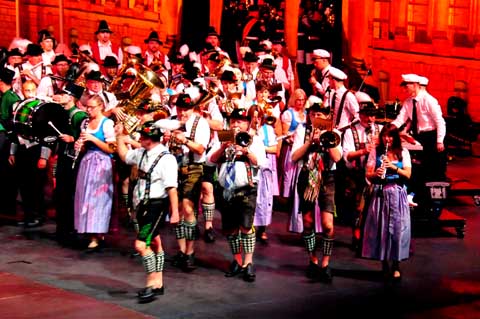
(48, 121), (63, 136)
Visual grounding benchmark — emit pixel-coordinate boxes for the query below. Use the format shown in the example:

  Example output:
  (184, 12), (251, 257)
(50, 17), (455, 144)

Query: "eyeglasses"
(85, 104), (100, 110)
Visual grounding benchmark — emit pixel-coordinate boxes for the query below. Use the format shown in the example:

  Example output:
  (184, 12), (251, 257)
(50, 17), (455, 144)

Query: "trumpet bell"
(235, 131), (252, 147)
(320, 130), (341, 148)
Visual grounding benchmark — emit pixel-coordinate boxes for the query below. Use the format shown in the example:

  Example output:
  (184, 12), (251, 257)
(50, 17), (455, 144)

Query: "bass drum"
(12, 99), (68, 144)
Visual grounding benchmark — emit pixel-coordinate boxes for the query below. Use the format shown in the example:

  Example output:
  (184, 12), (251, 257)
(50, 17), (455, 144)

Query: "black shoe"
(392, 270), (402, 283)
(306, 261), (320, 279)
(315, 265), (333, 283)
(16, 220), (25, 227)
(242, 263), (256, 282)
(171, 251), (186, 268)
(182, 254), (196, 272)
(137, 286), (156, 303)
(25, 219), (41, 228)
(152, 286), (165, 295)
(203, 227), (216, 243)
(225, 260), (243, 277)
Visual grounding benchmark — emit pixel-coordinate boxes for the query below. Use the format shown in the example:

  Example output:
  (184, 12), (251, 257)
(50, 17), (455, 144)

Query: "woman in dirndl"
(279, 89), (307, 198)
(362, 124), (412, 282)
(74, 95), (116, 250)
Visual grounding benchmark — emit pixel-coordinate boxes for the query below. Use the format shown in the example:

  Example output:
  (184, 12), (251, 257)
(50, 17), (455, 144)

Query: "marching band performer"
(362, 124), (412, 282)
(290, 101), (342, 283)
(170, 87), (210, 272)
(309, 49), (332, 99)
(143, 31), (170, 71)
(9, 80), (52, 227)
(15, 44), (51, 96)
(392, 74), (446, 207)
(54, 82), (88, 245)
(341, 92), (382, 250)
(279, 89), (308, 199)
(208, 108), (267, 282)
(37, 54), (71, 100)
(327, 66), (359, 129)
(90, 20), (123, 67)
(0, 68), (20, 217)
(241, 51), (259, 106)
(117, 121), (179, 303)
(74, 95), (116, 251)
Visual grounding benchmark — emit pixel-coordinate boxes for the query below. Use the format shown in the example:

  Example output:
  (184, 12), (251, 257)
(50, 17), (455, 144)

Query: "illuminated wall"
(344, 0), (480, 121)
(2, 0), (480, 121)
(0, 0), (181, 54)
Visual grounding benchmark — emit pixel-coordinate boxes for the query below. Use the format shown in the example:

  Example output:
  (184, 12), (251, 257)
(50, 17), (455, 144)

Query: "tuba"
(113, 61), (167, 134)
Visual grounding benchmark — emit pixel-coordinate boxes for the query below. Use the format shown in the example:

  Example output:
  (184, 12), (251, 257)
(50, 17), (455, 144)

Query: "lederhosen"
(136, 150), (170, 246)
(347, 123), (380, 214)
(218, 152), (257, 231)
(179, 115), (203, 201)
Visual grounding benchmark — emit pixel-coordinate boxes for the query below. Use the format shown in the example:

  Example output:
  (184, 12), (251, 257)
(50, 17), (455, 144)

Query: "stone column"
(391, 0), (410, 50)
(284, 0), (300, 58)
(347, 0), (369, 72)
(160, 0), (182, 50)
(210, 0), (223, 33)
(432, 0), (449, 54)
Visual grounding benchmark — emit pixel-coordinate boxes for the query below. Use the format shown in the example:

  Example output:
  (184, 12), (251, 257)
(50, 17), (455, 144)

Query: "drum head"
(32, 102), (69, 144)
(12, 99), (42, 140)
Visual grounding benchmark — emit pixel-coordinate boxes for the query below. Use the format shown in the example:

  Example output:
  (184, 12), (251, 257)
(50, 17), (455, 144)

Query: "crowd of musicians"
(0, 15), (447, 303)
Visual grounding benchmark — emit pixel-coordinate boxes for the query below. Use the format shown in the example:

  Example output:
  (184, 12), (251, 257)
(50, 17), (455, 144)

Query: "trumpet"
(223, 129), (252, 162)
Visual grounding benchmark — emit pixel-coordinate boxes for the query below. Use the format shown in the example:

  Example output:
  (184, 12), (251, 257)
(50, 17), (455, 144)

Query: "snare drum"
(12, 99), (68, 144)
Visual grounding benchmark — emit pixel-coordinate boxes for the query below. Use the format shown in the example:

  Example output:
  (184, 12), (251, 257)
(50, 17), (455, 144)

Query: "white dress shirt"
(125, 143), (178, 208)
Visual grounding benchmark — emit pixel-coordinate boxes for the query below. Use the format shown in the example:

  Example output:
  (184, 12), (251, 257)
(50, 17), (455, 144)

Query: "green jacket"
(0, 89), (20, 132)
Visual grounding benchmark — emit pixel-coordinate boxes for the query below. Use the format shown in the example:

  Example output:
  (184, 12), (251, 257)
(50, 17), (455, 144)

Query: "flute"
(72, 118), (89, 169)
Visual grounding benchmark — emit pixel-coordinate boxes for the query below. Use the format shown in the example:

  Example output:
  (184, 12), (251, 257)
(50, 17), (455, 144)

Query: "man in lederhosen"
(170, 87), (210, 272)
(117, 121), (179, 303)
(208, 108), (266, 282)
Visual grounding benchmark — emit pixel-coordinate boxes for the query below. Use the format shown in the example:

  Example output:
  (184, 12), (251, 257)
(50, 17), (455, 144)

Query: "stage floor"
(0, 156), (479, 319)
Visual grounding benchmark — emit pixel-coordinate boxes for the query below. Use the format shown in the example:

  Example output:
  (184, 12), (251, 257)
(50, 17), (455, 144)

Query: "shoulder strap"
(188, 115), (201, 163)
(335, 90), (350, 126)
(140, 150), (169, 201)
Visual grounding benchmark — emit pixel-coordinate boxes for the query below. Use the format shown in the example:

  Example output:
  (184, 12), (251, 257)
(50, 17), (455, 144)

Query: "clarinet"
(72, 118), (89, 169)
(380, 142), (389, 179)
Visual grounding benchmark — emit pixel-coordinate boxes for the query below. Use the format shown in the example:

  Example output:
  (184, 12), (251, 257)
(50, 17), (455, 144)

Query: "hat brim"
(95, 29), (113, 34)
(144, 38), (163, 44)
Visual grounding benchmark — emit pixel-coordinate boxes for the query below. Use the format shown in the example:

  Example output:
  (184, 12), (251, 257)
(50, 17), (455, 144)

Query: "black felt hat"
(0, 68), (15, 84)
(139, 121), (163, 139)
(95, 20), (113, 34)
(25, 43), (44, 57)
(7, 48), (23, 58)
(38, 29), (55, 44)
(85, 70), (103, 82)
(52, 54), (71, 65)
(103, 55), (119, 68)
(144, 31), (162, 44)
(61, 82), (85, 100)
(230, 108), (251, 121)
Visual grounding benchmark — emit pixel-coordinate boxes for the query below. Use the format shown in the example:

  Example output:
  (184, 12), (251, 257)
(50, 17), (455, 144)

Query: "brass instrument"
(149, 54), (166, 73)
(222, 91), (242, 116)
(196, 81), (225, 110)
(112, 61), (167, 134)
(213, 54), (231, 77)
(222, 128), (252, 162)
(317, 116), (341, 148)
